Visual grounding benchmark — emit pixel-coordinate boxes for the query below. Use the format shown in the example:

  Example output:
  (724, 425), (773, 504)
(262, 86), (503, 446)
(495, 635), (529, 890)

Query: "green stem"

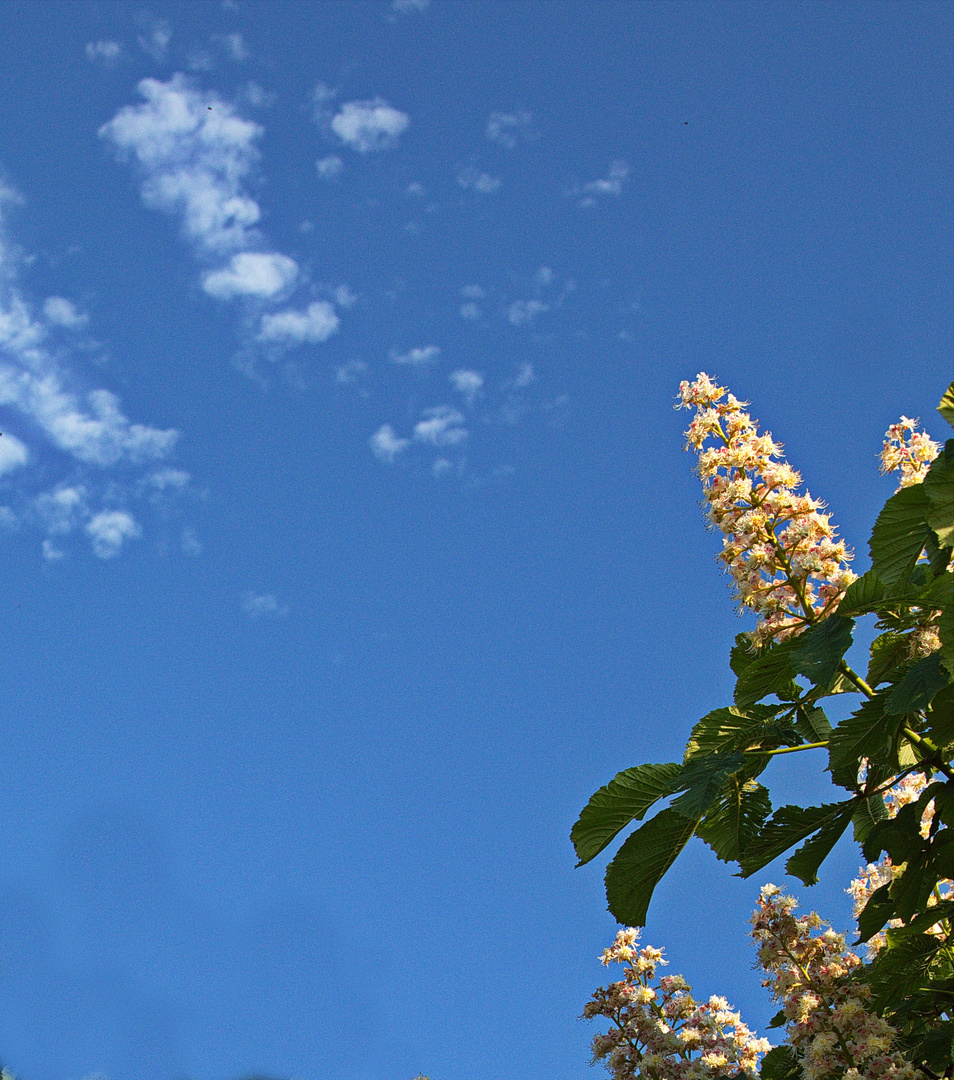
(744, 741), (829, 757)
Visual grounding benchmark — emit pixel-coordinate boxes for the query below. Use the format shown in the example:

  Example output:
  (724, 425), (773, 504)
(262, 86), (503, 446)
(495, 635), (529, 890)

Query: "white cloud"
(86, 510), (141, 559)
(449, 369), (483, 405)
(580, 161), (630, 206)
(389, 345), (440, 366)
(0, 434), (28, 476)
(43, 297), (88, 329)
(202, 252), (298, 300)
(486, 110), (533, 148)
(181, 527), (202, 555)
(458, 167), (500, 193)
(336, 359), (367, 384)
(507, 299), (548, 326)
(370, 424), (410, 463)
(513, 362), (535, 387)
(86, 40), (122, 64)
(535, 266), (554, 287)
(101, 75), (265, 255)
(242, 591), (288, 618)
(331, 99), (409, 153)
(460, 284), (485, 299)
(333, 285), (358, 308)
(459, 302), (481, 320)
(138, 20), (171, 61)
(413, 406), (467, 447)
(316, 155), (344, 179)
(391, 0), (430, 12)
(257, 301), (339, 345)
(217, 32), (248, 61)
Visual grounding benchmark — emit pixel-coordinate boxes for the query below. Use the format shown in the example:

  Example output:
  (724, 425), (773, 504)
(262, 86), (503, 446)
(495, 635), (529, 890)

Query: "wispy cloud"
(242, 591), (289, 618)
(449, 369), (483, 405)
(390, 0), (430, 13)
(457, 167), (500, 193)
(486, 110), (534, 149)
(369, 424), (410, 463)
(507, 298), (548, 326)
(137, 18), (172, 62)
(413, 406), (467, 447)
(85, 40), (122, 65)
(103, 76), (343, 367)
(580, 161), (629, 207)
(316, 155), (344, 179)
(389, 345), (440, 366)
(0, 186), (185, 557)
(331, 99), (409, 153)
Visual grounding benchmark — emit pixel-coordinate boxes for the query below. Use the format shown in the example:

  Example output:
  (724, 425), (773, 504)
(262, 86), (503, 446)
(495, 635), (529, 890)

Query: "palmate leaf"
(886, 652), (950, 715)
(792, 704), (832, 742)
(571, 762), (683, 866)
(604, 807), (698, 926)
(925, 683), (954, 751)
(837, 569), (886, 616)
(923, 440), (954, 547)
(734, 638), (800, 708)
(790, 615), (854, 689)
(683, 705), (791, 760)
(784, 803), (855, 885)
(867, 631), (909, 687)
(828, 695), (903, 788)
(696, 778), (772, 864)
(758, 1045), (800, 1080)
(939, 381), (954, 430)
(868, 484), (931, 586)
(738, 800), (856, 878)
(669, 751), (747, 818)
(851, 788), (889, 845)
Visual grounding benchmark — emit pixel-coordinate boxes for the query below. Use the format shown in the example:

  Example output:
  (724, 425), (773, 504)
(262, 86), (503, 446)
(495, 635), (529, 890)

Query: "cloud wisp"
(101, 75), (342, 368)
(330, 99), (409, 154)
(0, 187), (185, 558)
(579, 161), (630, 207)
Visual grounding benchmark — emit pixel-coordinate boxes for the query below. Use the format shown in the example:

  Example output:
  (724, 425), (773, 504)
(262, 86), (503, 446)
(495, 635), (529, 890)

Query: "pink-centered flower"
(677, 375), (855, 646)
(880, 416), (940, 491)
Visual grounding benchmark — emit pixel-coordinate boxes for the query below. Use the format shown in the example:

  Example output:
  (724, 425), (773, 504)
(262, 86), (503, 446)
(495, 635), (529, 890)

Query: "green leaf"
(604, 808), (698, 926)
(855, 881), (895, 943)
(828, 695), (902, 786)
(758, 1045), (800, 1080)
(837, 570), (886, 615)
(571, 762), (683, 866)
(925, 683), (954, 750)
(924, 441), (954, 546)
(886, 652), (950, 715)
(734, 638), (799, 708)
(792, 705), (832, 743)
(696, 779), (772, 864)
(869, 484), (931, 586)
(738, 800), (855, 878)
(790, 615), (854, 688)
(865, 934), (941, 1012)
(670, 751), (747, 818)
(784, 803), (855, 886)
(863, 803), (926, 864)
(939, 382), (954, 430)
(867, 631), (910, 687)
(730, 633), (757, 678)
(940, 600), (954, 675)
(851, 789), (889, 845)
(684, 705), (791, 760)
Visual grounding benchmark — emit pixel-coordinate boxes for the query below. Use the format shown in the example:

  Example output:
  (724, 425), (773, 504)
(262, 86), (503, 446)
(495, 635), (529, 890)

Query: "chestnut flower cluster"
(879, 417), (941, 491)
(676, 374), (856, 646)
(582, 927), (770, 1079)
(752, 885), (916, 1080)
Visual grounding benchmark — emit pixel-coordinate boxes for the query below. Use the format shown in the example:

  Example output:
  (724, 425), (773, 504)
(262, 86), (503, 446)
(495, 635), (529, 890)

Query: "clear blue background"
(0, 1), (949, 1077)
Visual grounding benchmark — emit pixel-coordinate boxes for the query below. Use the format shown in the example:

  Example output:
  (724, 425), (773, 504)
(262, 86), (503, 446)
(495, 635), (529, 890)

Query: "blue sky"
(0, 1), (950, 1077)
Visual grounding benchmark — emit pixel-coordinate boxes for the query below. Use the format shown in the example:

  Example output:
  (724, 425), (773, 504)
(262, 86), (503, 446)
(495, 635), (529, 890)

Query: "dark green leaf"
(924, 441), (954, 547)
(784, 803), (854, 885)
(766, 1009), (787, 1030)
(790, 616), (854, 688)
(604, 808), (698, 926)
(739, 800), (855, 878)
(916, 1024), (954, 1075)
(758, 1045), (800, 1080)
(939, 382), (954, 430)
(793, 705), (832, 743)
(869, 484), (931, 586)
(886, 652), (950, 715)
(867, 632), (910, 688)
(855, 881), (895, 943)
(828, 695), (902, 787)
(863, 802), (926, 864)
(851, 789), (888, 845)
(696, 779), (772, 863)
(940, 600), (954, 675)
(571, 762), (683, 866)
(925, 683), (954, 750)
(734, 639), (799, 708)
(670, 751), (746, 818)
(865, 934), (941, 1012)
(684, 705), (791, 760)
(837, 570), (885, 615)
(730, 633), (758, 678)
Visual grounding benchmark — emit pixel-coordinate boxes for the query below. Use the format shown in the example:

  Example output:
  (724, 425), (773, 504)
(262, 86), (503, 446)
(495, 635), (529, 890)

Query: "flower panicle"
(583, 927), (770, 1080)
(677, 374), (855, 647)
(880, 416), (940, 491)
